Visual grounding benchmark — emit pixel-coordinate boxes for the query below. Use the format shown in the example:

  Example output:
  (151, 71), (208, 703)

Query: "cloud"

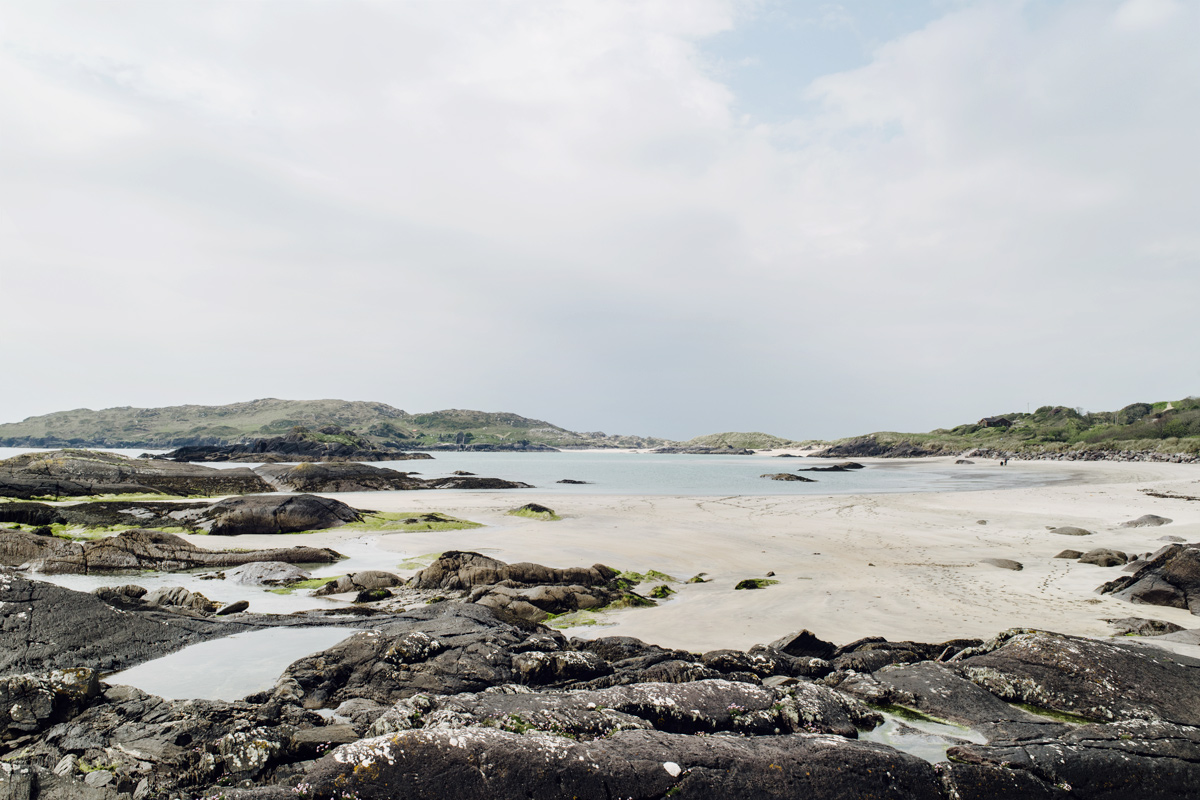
(0, 1), (1196, 438)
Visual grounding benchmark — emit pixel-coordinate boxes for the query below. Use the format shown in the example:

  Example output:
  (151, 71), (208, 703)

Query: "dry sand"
(223, 457), (1200, 653)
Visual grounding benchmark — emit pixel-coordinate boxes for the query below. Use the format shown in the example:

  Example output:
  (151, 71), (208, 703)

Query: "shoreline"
(203, 458), (1199, 652)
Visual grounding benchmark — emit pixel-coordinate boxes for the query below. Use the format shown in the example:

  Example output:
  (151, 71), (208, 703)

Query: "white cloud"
(0, 0), (1196, 438)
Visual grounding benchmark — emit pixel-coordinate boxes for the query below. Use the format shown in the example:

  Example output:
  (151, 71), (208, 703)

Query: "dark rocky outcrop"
(3, 529), (341, 574)
(1104, 617), (1186, 636)
(254, 462), (421, 492)
(199, 494), (362, 536)
(815, 437), (948, 458)
(949, 629), (1200, 725)
(1098, 543), (1200, 614)
(5, 594), (1200, 799)
(652, 446), (754, 455)
(760, 473), (815, 482)
(0, 450), (273, 498)
(796, 462), (866, 472)
(155, 426), (433, 462)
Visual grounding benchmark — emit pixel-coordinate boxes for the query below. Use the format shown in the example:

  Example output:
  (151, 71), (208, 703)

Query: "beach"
(219, 456), (1200, 652)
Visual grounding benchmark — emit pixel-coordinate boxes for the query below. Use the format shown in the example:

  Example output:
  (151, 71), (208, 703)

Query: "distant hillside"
(818, 398), (1200, 459)
(681, 432), (808, 450)
(0, 398), (671, 450)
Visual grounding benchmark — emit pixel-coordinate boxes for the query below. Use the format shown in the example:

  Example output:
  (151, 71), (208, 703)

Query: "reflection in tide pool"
(106, 627), (356, 701)
(859, 713), (987, 763)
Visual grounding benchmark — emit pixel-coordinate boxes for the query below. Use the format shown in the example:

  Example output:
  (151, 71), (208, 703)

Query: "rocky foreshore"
(3, 544), (1200, 800)
(0, 450), (531, 498)
(815, 436), (1200, 463)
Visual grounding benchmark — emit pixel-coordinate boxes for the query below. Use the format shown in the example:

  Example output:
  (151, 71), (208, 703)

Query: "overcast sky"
(1, 0), (1197, 441)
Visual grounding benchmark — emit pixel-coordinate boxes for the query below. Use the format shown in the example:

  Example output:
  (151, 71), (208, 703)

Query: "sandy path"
(222, 458), (1200, 652)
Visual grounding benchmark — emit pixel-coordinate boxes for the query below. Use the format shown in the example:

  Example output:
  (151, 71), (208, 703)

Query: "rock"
(412, 551), (617, 592)
(838, 661), (1071, 741)
(10, 529), (341, 574)
(199, 494), (363, 535)
(273, 727), (942, 800)
(686, 573), (709, 583)
(653, 446), (755, 455)
(141, 586), (219, 613)
(649, 585), (674, 599)
(1050, 526), (1093, 536)
(0, 449), (272, 498)
(734, 578), (779, 589)
(422, 476), (534, 490)
(355, 588), (393, 603)
(224, 562), (312, 586)
(508, 503), (558, 519)
(955, 459), (975, 464)
(980, 558), (1023, 571)
(948, 719), (1200, 800)
(254, 462), (420, 492)
(216, 600), (250, 615)
(451, 470), (475, 475)
(769, 630), (837, 661)
(1079, 548), (1128, 567)
(556, 479), (590, 484)
(0, 573), (236, 675)
(1121, 514), (1173, 528)
(1161, 535), (1187, 543)
(1104, 617), (1186, 636)
(1, 669), (100, 740)
(157, 427), (431, 463)
(1098, 543), (1200, 613)
(759, 473), (815, 481)
(1053, 549), (1084, 559)
(951, 629), (1200, 724)
(313, 571), (406, 596)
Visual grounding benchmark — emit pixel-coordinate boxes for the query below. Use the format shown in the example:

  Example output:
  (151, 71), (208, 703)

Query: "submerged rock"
(760, 473), (816, 482)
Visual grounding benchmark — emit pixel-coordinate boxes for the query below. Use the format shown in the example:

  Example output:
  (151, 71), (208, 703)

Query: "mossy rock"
(648, 584), (675, 599)
(355, 588), (393, 603)
(734, 578), (779, 590)
(507, 504), (561, 521)
(686, 573), (710, 584)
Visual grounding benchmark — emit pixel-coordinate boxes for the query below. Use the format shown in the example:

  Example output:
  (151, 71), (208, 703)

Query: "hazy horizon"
(2, 1), (1197, 441)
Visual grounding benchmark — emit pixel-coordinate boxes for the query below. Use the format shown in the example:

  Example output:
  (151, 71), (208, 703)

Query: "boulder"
(224, 562), (312, 586)
(759, 473), (815, 482)
(951, 629), (1200, 725)
(948, 720), (1200, 800)
(0, 574), (233, 675)
(17, 529), (341, 574)
(1104, 617), (1186, 636)
(1121, 514), (1173, 528)
(198, 494), (362, 536)
(980, 558), (1023, 571)
(1079, 548), (1128, 567)
(1, 669), (100, 741)
(768, 630), (837, 661)
(141, 586), (219, 613)
(1050, 526), (1093, 536)
(1054, 549), (1084, 559)
(412, 551), (618, 592)
(313, 571), (405, 596)
(1098, 543), (1200, 613)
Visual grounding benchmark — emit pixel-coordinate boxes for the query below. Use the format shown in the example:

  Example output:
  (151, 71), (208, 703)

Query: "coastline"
(212, 457), (1200, 652)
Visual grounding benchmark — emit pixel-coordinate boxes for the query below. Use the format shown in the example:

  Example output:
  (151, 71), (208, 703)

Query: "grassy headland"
(819, 398), (1200, 459)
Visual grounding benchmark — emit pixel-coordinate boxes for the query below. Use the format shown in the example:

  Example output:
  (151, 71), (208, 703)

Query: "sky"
(1, 0), (1197, 441)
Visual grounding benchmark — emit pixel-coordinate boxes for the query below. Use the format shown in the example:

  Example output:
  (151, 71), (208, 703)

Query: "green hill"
(681, 431), (809, 450)
(819, 398), (1200, 458)
(0, 398), (671, 450)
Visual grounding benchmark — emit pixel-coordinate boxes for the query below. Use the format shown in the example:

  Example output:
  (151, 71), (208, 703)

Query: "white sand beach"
(222, 457), (1200, 652)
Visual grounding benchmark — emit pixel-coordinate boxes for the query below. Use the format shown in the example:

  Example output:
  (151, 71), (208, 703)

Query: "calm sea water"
(0, 447), (1073, 496)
